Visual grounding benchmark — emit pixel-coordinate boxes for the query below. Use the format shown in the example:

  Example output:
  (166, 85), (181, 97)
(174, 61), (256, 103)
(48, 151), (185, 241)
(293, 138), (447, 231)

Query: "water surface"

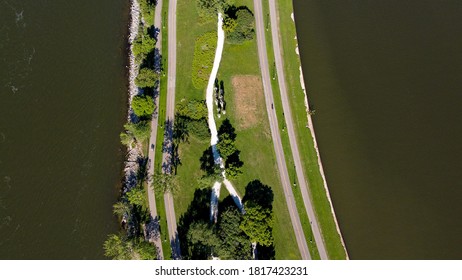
(0, 0), (128, 259)
(293, 0), (462, 259)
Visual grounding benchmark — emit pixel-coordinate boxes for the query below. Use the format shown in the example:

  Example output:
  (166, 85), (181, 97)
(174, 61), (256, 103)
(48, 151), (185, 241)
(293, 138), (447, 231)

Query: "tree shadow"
(177, 188), (212, 259)
(256, 244), (275, 260)
(199, 146), (216, 175)
(218, 118), (236, 140)
(242, 180), (274, 210)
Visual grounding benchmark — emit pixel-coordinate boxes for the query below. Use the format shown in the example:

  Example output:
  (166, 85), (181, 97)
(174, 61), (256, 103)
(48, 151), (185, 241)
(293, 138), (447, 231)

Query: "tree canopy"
(226, 8), (255, 44)
(135, 68), (158, 88)
(132, 95), (155, 117)
(240, 202), (274, 246)
(133, 33), (155, 60)
(120, 120), (151, 146)
(104, 234), (157, 260)
(196, 0), (234, 19)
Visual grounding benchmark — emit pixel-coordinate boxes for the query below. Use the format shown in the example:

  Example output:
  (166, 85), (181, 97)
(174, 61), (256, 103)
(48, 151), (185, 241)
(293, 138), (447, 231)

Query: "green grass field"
(172, 0), (301, 260)
(271, 0), (348, 260)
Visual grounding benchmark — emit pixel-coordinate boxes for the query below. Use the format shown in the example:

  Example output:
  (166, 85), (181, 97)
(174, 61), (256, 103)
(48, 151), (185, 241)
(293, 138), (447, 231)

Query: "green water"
(293, 0), (462, 259)
(0, 0), (128, 258)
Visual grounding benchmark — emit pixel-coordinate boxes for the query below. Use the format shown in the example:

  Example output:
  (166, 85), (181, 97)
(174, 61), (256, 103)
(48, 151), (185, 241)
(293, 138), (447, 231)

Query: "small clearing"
(232, 75), (264, 129)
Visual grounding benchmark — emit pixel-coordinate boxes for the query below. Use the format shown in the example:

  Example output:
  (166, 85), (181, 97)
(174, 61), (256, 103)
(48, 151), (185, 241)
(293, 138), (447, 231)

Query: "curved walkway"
(253, 0), (310, 260)
(267, 0), (328, 259)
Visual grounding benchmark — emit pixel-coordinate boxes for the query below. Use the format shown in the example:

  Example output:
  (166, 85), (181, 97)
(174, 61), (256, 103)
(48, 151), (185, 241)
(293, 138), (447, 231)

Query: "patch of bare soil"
(232, 75), (264, 129)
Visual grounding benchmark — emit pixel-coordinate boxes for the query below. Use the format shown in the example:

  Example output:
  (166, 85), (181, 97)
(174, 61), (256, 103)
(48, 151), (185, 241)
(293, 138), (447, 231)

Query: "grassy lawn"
(151, 0), (172, 259)
(260, 0), (321, 260)
(172, 0), (301, 260)
(272, 0), (348, 260)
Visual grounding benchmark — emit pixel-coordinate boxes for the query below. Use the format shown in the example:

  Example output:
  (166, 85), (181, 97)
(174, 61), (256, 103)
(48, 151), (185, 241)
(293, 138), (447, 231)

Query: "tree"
(187, 221), (220, 259)
(113, 201), (131, 219)
(132, 33), (155, 59)
(225, 151), (243, 178)
(126, 187), (147, 209)
(135, 68), (158, 88)
(196, 0), (234, 19)
(216, 207), (252, 259)
(217, 119), (237, 161)
(134, 240), (157, 260)
(120, 131), (135, 148)
(176, 99), (208, 120)
(132, 95), (155, 117)
(240, 202), (274, 246)
(138, 0), (156, 27)
(123, 121), (151, 143)
(223, 16), (237, 32)
(226, 8), (255, 44)
(103, 234), (132, 260)
(152, 172), (179, 195)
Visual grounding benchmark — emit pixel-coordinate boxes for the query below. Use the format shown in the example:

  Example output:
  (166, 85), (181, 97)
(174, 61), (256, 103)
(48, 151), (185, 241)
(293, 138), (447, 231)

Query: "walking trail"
(206, 13), (243, 223)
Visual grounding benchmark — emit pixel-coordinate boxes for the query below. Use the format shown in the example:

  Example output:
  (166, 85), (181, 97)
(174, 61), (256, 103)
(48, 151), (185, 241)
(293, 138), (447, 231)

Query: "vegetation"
(178, 179), (272, 260)
(133, 30), (156, 61)
(191, 32), (217, 89)
(176, 99), (208, 120)
(138, 0), (156, 27)
(126, 186), (148, 209)
(120, 121), (151, 148)
(132, 95), (155, 118)
(195, 0), (234, 20)
(225, 8), (255, 44)
(104, 234), (157, 260)
(217, 119), (243, 178)
(173, 0), (302, 259)
(135, 68), (158, 88)
(152, 172), (179, 195)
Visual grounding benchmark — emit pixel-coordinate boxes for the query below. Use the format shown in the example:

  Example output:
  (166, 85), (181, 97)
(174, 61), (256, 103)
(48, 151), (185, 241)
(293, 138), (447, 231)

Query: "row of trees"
(195, 0), (255, 44)
(178, 180), (275, 259)
(104, 0), (160, 260)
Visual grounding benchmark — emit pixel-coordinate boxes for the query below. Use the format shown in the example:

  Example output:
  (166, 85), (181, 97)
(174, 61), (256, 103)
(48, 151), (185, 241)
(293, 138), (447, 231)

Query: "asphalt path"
(146, 0), (164, 260)
(268, 0), (328, 260)
(253, 0), (311, 260)
(162, 0), (181, 259)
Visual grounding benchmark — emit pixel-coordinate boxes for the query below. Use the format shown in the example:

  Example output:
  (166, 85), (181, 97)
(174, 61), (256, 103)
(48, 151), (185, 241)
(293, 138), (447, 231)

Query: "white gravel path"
(207, 13), (243, 222)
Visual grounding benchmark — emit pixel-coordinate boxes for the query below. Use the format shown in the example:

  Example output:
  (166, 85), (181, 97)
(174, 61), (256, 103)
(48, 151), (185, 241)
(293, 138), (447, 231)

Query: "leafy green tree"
(225, 151), (243, 178)
(217, 119), (237, 161)
(227, 8), (255, 44)
(217, 207), (252, 259)
(134, 240), (157, 260)
(152, 172), (179, 195)
(120, 131), (135, 148)
(240, 202), (274, 246)
(138, 0), (156, 27)
(103, 234), (132, 260)
(176, 99), (208, 120)
(187, 221), (220, 259)
(126, 187), (147, 209)
(123, 121), (151, 143)
(135, 68), (158, 88)
(132, 33), (155, 59)
(196, 0), (234, 19)
(113, 201), (131, 219)
(188, 119), (210, 140)
(132, 95), (155, 117)
(223, 16), (237, 32)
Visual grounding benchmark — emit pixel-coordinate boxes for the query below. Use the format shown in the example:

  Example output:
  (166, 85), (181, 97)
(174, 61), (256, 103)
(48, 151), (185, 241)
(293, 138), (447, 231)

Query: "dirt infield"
(232, 75), (264, 129)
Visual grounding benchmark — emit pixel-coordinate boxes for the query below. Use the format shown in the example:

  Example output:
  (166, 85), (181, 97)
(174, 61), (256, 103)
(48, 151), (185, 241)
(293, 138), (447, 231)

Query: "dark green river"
(293, 0), (462, 259)
(0, 0), (128, 258)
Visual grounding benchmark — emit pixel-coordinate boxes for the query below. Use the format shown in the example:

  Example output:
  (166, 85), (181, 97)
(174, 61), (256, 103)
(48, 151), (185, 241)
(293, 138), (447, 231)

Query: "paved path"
(146, 0), (164, 260)
(162, 0), (181, 260)
(268, 0), (328, 260)
(253, 0), (311, 260)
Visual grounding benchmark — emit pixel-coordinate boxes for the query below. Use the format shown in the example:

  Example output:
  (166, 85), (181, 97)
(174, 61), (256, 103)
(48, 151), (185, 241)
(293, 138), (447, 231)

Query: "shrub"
(188, 119), (210, 140)
(226, 8), (255, 44)
(135, 68), (158, 88)
(139, 0), (156, 27)
(191, 32), (217, 89)
(132, 95), (155, 117)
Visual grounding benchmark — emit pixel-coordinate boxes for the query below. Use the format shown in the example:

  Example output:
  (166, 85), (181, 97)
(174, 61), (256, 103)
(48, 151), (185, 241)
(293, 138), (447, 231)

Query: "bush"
(191, 32), (217, 89)
(132, 95), (155, 117)
(132, 32), (155, 60)
(139, 0), (156, 27)
(188, 119), (210, 140)
(176, 99), (208, 120)
(135, 68), (158, 88)
(196, 0), (234, 20)
(226, 8), (255, 44)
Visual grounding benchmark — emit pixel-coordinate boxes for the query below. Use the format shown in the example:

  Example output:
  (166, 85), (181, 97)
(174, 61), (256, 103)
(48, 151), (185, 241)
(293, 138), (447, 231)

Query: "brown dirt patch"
(232, 75), (264, 129)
